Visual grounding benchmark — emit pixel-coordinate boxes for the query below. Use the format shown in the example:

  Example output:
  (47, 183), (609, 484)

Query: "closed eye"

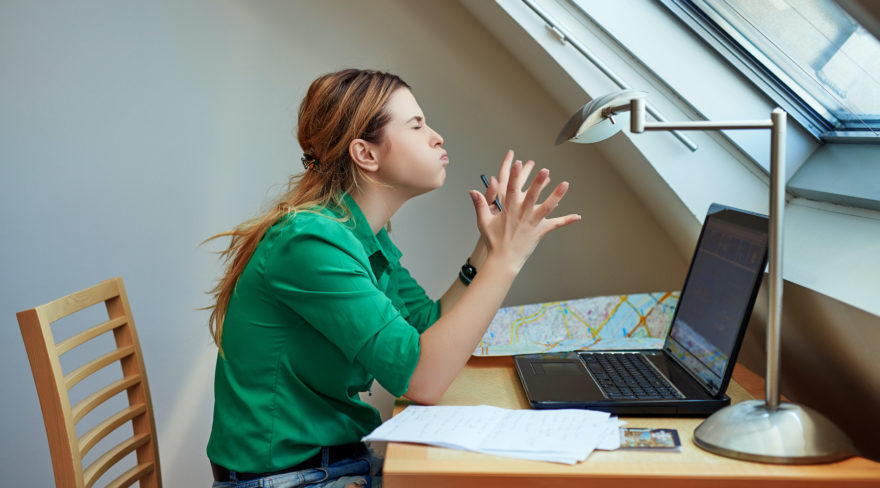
(407, 115), (425, 130)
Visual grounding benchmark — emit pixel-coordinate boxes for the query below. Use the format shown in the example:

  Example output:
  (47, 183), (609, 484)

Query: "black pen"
(480, 174), (503, 211)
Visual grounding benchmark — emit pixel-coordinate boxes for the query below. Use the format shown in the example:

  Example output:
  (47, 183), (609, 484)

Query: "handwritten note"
(362, 405), (621, 464)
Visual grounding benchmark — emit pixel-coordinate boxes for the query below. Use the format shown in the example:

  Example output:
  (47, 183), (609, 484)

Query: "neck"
(349, 185), (407, 235)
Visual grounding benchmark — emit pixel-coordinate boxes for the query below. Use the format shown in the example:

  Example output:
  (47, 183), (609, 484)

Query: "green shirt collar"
(340, 192), (402, 265)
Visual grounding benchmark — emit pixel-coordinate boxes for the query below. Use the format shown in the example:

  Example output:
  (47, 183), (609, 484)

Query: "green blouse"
(207, 193), (441, 473)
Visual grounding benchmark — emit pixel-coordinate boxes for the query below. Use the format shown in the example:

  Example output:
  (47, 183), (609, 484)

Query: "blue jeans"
(211, 447), (382, 488)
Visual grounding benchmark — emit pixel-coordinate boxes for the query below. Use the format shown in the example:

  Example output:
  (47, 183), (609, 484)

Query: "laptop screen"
(664, 206), (769, 396)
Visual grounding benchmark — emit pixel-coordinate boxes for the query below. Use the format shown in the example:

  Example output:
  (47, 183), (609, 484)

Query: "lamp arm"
(602, 103), (632, 118)
(629, 97), (773, 132)
(641, 120), (773, 131)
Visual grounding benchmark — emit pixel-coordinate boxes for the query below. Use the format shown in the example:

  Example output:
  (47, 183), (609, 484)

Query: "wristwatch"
(459, 257), (477, 286)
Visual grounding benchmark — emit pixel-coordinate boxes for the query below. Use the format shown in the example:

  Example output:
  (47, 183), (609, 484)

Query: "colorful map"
(474, 292), (679, 356)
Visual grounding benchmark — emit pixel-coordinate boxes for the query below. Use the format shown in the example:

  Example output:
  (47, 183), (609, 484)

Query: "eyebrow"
(405, 115), (424, 124)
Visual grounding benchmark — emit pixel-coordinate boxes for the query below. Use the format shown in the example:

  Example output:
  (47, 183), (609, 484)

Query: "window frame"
(658, 0), (880, 143)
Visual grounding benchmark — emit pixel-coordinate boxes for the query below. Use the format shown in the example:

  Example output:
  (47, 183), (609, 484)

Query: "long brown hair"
(206, 69), (410, 350)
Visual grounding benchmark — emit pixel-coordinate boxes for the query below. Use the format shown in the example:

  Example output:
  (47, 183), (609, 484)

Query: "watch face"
(462, 261), (477, 279)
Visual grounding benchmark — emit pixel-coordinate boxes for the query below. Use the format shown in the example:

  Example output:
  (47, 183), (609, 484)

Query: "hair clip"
(301, 149), (320, 170)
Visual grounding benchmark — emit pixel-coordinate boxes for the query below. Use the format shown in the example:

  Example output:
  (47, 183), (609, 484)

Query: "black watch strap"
(459, 258), (477, 286)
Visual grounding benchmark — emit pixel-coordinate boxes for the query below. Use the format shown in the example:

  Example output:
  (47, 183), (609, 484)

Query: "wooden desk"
(383, 356), (880, 487)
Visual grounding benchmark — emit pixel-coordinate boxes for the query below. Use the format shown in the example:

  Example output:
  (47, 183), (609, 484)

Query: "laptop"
(514, 204), (769, 416)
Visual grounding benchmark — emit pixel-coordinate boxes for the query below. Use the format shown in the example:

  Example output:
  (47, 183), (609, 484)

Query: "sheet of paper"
(596, 418), (625, 450)
(478, 408), (608, 453)
(363, 404), (502, 451)
(363, 405), (618, 464)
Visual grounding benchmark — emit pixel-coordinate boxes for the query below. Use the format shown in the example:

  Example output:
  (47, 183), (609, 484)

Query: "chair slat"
(82, 432), (150, 488)
(65, 345), (136, 390)
(56, 316), (128, 356)
(41, 279), (122, 324)
(105, 463), (154, 488)
(79, 404), (147, 457)
(72, 375), (141, 424)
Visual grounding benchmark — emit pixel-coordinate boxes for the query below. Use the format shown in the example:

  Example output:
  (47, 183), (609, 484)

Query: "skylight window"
(664, 0), (880, 141)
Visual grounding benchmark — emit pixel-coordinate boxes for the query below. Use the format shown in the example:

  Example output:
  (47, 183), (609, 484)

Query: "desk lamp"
(556, 89), (855, 463)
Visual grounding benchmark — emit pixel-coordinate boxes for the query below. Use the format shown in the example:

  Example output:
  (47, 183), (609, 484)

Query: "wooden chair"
(17, 277), (162, 488)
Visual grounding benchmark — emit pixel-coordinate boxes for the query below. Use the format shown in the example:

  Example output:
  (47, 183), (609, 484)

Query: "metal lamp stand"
(624, 97), (855, 463)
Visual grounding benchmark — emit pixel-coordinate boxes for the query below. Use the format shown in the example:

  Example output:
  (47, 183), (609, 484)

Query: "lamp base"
(694, 400), (855, 464)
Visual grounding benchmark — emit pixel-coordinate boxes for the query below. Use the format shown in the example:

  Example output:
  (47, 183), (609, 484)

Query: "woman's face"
(373, 88), (448, 198)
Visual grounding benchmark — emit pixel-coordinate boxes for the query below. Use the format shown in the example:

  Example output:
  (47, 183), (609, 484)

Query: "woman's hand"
(470, 153), (581, 273)
(408, 152), (581, 405)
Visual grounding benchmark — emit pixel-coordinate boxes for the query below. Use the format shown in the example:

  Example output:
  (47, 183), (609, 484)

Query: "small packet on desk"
(619, 428), (681, 451)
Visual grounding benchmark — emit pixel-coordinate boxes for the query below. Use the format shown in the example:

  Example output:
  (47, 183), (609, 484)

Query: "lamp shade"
(554, 89), (646, 145)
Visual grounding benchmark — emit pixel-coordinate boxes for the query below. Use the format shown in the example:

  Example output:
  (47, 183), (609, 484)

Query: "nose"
(430, 126), (444, 147)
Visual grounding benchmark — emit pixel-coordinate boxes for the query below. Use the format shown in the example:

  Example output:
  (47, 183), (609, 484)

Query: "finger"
(523, 168), (551, 211)
(484, 176), (498, 206)
(534, 181), (570, 221)
(514, 160), (536, 192)
(469, 189), (492, 226)
(539, 213), (583, 237)
(497, 149), (514, 192)
(505, 159), (523, 206)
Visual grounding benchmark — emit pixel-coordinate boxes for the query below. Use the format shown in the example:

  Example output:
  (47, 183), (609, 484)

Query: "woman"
(205, 68), (580, 487)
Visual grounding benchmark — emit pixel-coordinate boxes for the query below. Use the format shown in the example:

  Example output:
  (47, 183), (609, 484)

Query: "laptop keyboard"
(582, 353), (684, 400)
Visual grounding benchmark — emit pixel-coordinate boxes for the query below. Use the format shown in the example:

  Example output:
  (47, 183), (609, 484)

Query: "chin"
(414, 170), (446, 195)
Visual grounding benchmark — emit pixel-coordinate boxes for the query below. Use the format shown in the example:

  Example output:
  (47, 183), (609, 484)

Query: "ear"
(349, 139), (380, 174)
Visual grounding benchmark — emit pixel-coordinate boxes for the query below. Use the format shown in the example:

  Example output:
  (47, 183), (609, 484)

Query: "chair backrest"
(17, 277), (161, 488)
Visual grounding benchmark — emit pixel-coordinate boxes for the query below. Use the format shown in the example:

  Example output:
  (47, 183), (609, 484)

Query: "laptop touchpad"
(532, 361), (583, 375)
(525, 359), (602, 402)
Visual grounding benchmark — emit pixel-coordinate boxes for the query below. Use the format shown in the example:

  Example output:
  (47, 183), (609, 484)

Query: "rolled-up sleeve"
(392, 265), (441, 334)
(263, 223), (420, 396)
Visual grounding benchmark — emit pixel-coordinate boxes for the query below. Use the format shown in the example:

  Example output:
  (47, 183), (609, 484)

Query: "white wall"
(0, 1), (688, 485)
